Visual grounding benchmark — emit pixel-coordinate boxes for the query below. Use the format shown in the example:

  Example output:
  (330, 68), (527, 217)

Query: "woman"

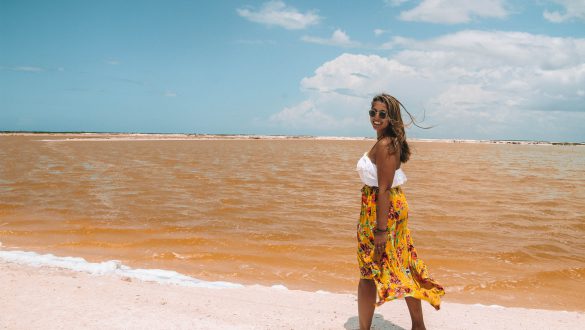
(356, 94), (444, 330)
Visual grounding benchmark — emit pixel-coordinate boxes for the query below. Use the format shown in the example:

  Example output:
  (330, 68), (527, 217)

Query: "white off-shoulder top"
(356, 152), (407, 187)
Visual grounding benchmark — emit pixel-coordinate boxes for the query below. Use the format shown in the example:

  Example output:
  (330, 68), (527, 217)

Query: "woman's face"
(370, 101), (389, 133)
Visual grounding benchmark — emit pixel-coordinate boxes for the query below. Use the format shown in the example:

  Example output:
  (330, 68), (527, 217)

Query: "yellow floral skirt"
(357, 185), (445, 310)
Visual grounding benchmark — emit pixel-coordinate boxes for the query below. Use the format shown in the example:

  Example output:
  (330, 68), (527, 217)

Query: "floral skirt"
(357, 185), (445, 310)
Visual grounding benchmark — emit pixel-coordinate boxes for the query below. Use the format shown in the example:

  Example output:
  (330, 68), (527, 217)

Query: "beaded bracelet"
(373, 227), (389, 234)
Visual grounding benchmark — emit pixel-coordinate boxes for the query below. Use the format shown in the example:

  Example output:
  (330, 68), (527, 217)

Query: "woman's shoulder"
(373, 136), (400, 157)
(375, 136), (393, 147)
(373, 136), (396, 151)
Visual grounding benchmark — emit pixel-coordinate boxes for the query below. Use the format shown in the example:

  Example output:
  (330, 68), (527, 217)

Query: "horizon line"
(1, 130), (584, 145)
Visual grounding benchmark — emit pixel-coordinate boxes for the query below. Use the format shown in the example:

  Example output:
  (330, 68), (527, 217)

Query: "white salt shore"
(4, 132), (582, 145)
(1, 259), (583, 329)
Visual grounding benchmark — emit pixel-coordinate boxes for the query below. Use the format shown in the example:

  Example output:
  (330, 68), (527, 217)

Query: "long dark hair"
(371, 93), (421, 163)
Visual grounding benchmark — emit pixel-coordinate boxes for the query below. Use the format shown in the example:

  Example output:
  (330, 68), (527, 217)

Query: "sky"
(1, 0), (584, 141)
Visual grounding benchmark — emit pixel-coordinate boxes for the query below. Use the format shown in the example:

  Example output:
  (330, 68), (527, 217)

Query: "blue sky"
(1, 0), (584, 141)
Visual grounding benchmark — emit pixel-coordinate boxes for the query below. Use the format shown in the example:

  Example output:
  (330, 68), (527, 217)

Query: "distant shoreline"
(1, 131), (583, 145)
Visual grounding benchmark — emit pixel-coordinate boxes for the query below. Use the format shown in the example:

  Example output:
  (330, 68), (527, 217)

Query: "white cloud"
(12, 66), (44, 72)
(301, 29), (359, 47)
(543, 0), (585, 22)
(399, 0), (509, 24)
(385, 0), (411, 6)
(374, 28), (388, 36)
(235, 39), (276, 45)
(164, 91), (177, 97)
(269, 30), (585, 141)
(269, 100), (332, 128)
(237, 1), (321, 30)
(268, 97), (361, 132)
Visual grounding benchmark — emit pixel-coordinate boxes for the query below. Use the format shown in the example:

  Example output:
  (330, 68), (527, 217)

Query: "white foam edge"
(468, 303), (576, 314)
(0, 249), (243, 289)
(471, 303), (506, 309)
(1, 247), (581, 315)
(0, 248), (353, 296)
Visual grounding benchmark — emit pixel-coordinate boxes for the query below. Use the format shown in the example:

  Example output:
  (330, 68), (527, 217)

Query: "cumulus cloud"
(270, 100), (335, 129)
(268, 96), (363, 133)
(543, 0), (585, 22)
(269, 30), (585, 141)
(301, 29), (359, 47)
(237, 1), (321, 30)
(399, 0), (509, 24)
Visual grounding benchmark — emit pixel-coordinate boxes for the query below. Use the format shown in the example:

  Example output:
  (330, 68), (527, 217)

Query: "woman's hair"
(371, 93), (419, 163)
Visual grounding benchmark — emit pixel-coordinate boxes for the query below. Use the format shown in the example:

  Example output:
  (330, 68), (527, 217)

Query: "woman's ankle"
(411, 322), (426, 330)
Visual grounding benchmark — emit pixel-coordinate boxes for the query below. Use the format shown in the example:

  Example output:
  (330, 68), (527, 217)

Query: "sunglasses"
(369, 109), (388, 119)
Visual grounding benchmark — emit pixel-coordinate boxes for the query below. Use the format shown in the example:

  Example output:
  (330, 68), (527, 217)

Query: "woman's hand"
(374, 230), (388, 258)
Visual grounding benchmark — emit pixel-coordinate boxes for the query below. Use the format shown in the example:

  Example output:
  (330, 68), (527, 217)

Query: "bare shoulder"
(375, 136), (392, 149)
(373, 136), (397, 155)
(373, 137), (400, 167)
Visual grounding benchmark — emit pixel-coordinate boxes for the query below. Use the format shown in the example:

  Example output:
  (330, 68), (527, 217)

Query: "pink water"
(1, 134), (584, 311)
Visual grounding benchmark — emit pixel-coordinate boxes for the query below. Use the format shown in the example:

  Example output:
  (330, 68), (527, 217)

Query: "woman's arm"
(374, 138), (399, 232)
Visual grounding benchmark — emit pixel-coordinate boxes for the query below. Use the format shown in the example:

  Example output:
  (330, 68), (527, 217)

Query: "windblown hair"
(371, 93), (420, 163)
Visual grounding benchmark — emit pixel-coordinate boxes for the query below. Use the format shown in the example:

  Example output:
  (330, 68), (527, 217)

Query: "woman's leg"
(405, 296), (426, 330)
(358, 279), (376, 330)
